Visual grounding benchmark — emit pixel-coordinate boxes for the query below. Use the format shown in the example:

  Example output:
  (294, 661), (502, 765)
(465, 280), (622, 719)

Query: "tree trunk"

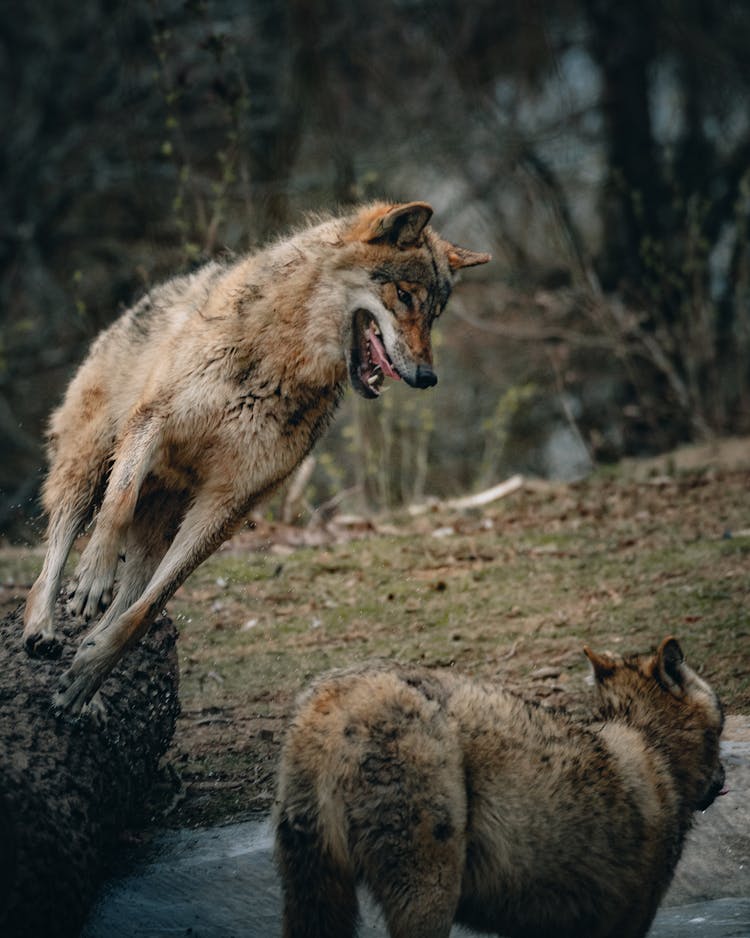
(583, 0), (661, 296)
(0, 603), (179, 938)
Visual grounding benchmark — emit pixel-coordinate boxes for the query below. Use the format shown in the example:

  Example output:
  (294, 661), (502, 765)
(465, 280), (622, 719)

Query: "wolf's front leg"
(55, 487), (242, 715)
(68, 413), (161, 621)
(68, 529), (122, 621)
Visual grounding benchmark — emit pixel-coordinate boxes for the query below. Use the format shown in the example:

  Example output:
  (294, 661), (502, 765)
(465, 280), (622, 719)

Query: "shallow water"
(82, 731), (750, 938)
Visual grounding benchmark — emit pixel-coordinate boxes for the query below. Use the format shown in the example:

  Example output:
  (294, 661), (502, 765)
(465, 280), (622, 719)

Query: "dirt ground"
(1, 438), (749, 830)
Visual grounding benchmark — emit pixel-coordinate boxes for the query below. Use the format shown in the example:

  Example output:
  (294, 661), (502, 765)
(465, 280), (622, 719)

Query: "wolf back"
(275, 640), (725, 938)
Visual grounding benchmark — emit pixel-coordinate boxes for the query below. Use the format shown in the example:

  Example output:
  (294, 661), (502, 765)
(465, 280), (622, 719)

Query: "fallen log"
(0, 602), (179, 938)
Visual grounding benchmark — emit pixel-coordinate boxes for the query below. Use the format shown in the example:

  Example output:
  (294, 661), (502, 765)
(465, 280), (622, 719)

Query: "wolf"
(274, 637), (725, 938)
(22, 201), (489, 713)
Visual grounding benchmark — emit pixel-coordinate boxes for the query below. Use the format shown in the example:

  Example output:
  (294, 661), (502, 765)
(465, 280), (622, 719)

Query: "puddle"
(82, 731), (750, 938)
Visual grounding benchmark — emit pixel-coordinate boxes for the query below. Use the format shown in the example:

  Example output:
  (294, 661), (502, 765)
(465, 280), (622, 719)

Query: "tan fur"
(274, 638), (725, 938)
(22, 202), (489, 713)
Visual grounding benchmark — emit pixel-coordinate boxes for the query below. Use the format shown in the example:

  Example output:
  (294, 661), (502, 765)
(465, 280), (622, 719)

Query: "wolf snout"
(697, 761), (726, 811)
(410, 364), (438, 389)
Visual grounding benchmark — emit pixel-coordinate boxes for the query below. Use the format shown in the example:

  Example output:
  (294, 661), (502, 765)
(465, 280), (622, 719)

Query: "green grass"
(171, 479), (750, 703)
(3, 464), (748, 826)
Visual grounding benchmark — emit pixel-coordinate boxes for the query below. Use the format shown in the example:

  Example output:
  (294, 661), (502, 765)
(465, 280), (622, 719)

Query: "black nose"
(415, 364), (438, 389)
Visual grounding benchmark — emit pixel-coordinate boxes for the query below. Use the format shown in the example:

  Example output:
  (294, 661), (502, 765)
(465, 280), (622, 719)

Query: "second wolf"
(275, 638), (725, 938)
(22, 200), (489, 713)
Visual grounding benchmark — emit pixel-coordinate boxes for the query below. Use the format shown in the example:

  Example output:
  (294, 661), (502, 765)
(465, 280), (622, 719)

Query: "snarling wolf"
(22, 201), (489, 712)
(275, 638), (725, 938)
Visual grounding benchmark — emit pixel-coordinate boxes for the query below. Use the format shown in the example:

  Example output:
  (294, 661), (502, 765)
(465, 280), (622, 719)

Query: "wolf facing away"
(22, 201), (489, 713)
(275, 638), (725, 938)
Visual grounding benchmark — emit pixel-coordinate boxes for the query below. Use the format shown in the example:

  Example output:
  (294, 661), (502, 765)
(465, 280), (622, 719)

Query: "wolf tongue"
(369, 328), (401, 381)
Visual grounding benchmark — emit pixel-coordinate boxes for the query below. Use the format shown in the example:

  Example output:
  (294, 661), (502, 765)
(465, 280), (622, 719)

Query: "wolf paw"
(58, 690), (108, 727)
(53, 690), (108, 727)
(68, 562), (116, 621)
(54, 649), (106, 717)
(23, 601), (63, 658)
(23, 629), (63, 659)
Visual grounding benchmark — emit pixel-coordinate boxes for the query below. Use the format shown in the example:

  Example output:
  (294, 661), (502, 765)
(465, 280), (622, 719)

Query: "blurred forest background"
(2, 0), (749, 538)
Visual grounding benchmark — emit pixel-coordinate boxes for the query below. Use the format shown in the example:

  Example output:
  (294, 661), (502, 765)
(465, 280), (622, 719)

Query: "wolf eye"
(396, 285), (412, 308)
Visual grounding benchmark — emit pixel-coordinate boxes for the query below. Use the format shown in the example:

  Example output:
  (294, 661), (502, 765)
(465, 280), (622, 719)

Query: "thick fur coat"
(23, 201), (489, 712)
(275, 638), (725, 938)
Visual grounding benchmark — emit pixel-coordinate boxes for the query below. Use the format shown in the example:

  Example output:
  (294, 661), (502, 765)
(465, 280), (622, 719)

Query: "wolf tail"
(275, 803), (358, 938)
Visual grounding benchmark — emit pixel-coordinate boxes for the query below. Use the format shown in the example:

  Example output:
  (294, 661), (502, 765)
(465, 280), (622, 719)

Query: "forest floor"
(1, 437), (748, 830)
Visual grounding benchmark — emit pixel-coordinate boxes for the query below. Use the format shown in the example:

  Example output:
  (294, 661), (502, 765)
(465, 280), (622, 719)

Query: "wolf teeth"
(370, 322), (381, 337)
(367, 374), (380, 387)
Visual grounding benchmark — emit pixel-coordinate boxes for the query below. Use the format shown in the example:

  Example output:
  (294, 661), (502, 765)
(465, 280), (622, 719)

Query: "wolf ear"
(446, 244), (492, 271)
(584, 646), (616, 682)
(361, 201), (434, 248)
(655, 636), (686, 695)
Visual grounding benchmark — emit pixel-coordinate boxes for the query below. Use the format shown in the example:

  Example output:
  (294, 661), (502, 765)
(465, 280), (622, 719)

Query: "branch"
(408, 475), (524, 516)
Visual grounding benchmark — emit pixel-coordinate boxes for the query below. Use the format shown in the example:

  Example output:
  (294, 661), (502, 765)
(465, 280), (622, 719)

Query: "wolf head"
(340, 201), (490, 398)
(584, 637), (726, 812)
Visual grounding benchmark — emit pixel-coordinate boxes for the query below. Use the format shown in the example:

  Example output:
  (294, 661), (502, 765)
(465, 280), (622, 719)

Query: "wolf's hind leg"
(370, 857), (459, 938)
(23, 505), (84, 657)
(25, 383), (119, 655)
(356, 771), (464, 938)
(24, 448), (110, 656)
(276, 812), (359, 938)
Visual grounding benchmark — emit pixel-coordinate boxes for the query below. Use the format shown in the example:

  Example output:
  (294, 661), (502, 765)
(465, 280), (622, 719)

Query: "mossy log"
(0, 602), (179, 938)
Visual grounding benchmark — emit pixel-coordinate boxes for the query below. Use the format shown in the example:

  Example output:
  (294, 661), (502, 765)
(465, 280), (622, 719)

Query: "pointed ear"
(360, 201), (433, 248)
(446, 243), (492, 271)
(584, 646), (616, 682)
(655, 636), (685, 695)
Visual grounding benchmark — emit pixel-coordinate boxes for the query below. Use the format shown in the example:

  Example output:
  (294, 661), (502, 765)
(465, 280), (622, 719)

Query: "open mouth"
(349, 309), (402, 398)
